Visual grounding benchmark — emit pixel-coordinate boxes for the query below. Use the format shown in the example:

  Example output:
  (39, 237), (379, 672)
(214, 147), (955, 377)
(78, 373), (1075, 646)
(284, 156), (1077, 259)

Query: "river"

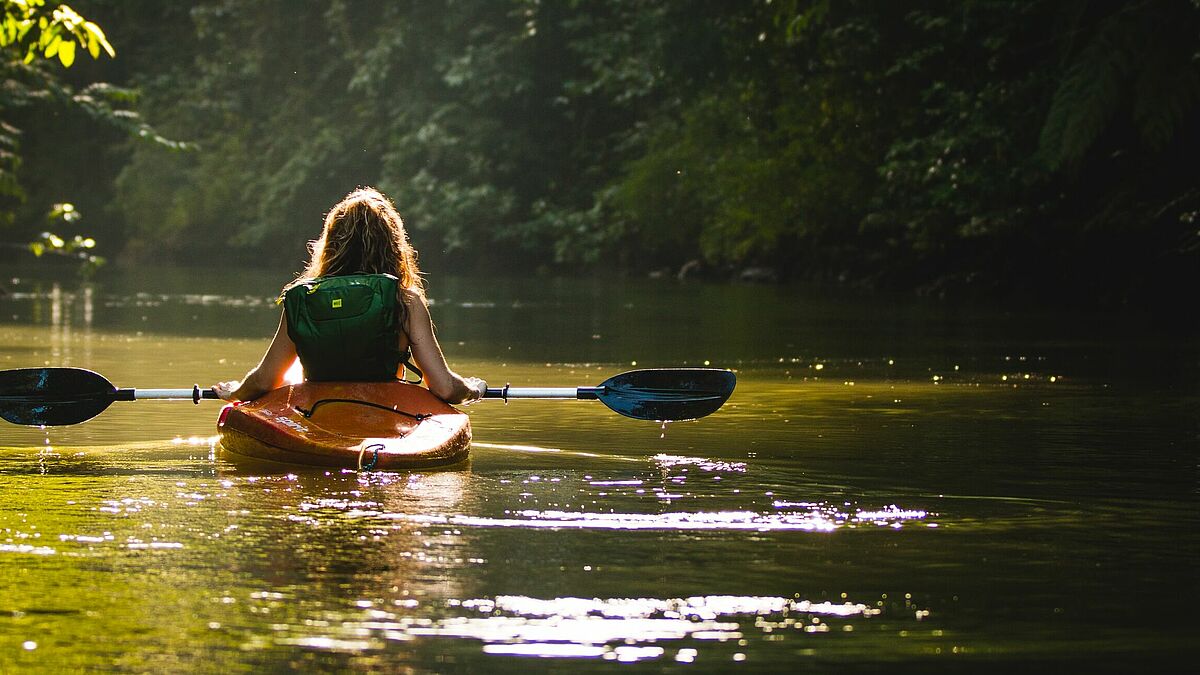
(1, 263), (1196, 671)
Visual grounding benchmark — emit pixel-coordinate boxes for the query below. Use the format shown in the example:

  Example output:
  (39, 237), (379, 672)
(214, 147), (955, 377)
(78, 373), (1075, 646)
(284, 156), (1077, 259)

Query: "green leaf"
(83, 21), (114, 57)
(57, 37), (75, 66)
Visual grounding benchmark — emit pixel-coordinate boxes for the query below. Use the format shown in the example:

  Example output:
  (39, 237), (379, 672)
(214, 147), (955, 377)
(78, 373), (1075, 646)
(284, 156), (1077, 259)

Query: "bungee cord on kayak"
(293, 398), (432, 422)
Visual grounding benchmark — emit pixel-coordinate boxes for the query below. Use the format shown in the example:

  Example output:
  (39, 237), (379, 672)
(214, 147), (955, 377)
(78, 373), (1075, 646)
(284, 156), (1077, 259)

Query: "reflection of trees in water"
(2, 270), (283, 339)
(11, 282), (96, 365)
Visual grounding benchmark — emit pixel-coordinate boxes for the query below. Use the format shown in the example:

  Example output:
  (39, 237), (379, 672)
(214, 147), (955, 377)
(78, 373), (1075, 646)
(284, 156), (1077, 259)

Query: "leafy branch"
(0, 0), (114, 68)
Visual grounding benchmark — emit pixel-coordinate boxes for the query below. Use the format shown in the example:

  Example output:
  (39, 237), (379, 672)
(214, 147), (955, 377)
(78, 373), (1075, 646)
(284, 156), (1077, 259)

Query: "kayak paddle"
(0, 367), (219, 426)
(0, 366), (735, 426)
(484, 368), (736, 422)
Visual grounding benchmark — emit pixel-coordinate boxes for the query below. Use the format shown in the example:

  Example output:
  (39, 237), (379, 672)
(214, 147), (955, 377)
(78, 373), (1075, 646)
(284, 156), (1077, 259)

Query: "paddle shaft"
(485, 386), (601, 400)
(128, 387), (221, 402)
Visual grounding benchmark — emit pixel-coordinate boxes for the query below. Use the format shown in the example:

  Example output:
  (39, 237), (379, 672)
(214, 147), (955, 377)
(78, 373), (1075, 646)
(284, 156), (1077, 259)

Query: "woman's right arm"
(404, 291), (485, 404)
(213, 312), (298, 402)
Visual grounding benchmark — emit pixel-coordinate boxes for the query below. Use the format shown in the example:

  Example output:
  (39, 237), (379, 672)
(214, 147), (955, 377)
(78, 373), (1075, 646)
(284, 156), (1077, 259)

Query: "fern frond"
(1040, 3), (1199, 166)
(1037, 12), (1133, 169)
(1131, 12), (1200, 152)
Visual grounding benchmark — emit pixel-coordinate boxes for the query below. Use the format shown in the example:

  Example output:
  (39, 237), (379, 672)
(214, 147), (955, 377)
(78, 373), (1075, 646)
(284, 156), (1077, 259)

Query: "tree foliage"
(1, 0), (178, 245)
(1, 0), (114, 67)
(11, 0), (1200, 302)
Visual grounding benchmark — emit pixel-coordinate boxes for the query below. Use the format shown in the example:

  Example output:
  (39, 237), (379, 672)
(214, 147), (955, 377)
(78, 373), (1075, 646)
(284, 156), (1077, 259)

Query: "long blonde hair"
(288, 187), (424, 295)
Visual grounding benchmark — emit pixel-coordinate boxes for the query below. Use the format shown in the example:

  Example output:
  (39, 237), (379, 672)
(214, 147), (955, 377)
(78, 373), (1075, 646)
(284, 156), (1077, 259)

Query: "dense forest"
(2, 0), (1198, 303)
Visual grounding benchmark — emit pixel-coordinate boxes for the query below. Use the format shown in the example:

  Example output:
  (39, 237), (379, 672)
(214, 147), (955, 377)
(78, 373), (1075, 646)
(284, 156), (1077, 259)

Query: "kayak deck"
(218, 381), (470, 470)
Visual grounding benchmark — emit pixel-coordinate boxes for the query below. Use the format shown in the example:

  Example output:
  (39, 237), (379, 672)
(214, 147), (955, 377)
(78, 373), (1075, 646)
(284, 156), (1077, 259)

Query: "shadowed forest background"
(2, 0), (1198, 304)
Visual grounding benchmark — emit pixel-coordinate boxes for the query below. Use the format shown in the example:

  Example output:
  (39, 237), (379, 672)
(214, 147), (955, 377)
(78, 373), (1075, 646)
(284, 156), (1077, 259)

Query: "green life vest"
(283, 273), (408, 382)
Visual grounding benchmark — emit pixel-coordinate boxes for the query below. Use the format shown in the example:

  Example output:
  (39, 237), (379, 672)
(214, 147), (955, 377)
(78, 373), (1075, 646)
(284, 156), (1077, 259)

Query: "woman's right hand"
(462, 377), (487, 404)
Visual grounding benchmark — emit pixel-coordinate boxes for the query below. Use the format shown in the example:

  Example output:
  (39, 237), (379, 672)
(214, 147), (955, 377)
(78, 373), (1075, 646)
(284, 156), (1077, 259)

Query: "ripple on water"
(0, 543), (57, 556)
(266, 593), (900, 663)
(340, 502), (933, 532)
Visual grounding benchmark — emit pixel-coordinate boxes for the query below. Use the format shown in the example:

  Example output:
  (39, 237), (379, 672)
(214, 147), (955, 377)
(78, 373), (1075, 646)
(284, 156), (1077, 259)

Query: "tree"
(46, 0), (1199, 303)
(1, 0), (177, 268)
(2, 0), (113, 212)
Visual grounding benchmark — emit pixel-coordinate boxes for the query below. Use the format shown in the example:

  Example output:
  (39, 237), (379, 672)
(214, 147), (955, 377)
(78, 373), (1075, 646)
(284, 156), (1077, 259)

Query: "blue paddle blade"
(596, 368), (736, 421)
(0, 367), (117, 426)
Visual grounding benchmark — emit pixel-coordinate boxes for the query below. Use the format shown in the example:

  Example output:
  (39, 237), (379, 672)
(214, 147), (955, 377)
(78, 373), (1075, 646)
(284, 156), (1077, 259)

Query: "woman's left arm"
(404, 291), (485, 404)
(214, 312), (298, 402)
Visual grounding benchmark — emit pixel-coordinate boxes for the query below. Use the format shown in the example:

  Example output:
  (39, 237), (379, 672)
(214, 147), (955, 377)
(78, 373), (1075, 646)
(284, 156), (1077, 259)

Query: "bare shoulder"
(398, 287), (432, 327)
(398, 286), (428, 309)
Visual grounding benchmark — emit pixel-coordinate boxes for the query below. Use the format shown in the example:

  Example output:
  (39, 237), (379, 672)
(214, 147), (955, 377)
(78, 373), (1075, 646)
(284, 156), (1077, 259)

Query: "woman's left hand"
(213, 380), (242, 402)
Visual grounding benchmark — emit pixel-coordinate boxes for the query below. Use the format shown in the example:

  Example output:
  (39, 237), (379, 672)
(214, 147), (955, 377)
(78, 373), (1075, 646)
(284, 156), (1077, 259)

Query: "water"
(0, 265), (1196, 671)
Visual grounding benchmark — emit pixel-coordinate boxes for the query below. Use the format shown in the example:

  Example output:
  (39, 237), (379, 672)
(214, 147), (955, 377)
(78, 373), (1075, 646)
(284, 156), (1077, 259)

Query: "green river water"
(0, 264), (1196, 672)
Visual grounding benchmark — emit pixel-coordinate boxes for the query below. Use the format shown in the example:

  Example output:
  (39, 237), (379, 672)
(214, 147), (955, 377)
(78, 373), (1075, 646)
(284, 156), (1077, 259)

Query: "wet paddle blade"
(0, 367), (117, 426)
(596, 368), (736, 421)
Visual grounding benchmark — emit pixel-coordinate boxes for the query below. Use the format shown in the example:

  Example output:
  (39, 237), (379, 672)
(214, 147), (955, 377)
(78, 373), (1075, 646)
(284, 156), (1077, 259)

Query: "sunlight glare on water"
(374, 505), (929, 532)
(243, 591), (897, 664)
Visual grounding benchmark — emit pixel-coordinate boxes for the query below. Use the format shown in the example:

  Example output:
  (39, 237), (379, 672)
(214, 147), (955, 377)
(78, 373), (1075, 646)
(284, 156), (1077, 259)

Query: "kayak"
(217, 381), (471, 470)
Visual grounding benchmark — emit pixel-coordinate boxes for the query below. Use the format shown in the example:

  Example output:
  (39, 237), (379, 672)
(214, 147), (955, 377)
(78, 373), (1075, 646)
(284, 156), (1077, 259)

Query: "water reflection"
(9, 282), (97, 368)
(226, 469), (470, 588)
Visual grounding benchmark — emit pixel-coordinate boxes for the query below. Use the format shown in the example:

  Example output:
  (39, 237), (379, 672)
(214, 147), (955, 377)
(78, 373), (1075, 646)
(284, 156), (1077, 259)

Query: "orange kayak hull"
(217, 381), (471, 470)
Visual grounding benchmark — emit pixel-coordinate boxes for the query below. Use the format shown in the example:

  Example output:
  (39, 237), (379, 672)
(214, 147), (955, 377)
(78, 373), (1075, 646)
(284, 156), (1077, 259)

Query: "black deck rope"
(294, 398), (433, 421)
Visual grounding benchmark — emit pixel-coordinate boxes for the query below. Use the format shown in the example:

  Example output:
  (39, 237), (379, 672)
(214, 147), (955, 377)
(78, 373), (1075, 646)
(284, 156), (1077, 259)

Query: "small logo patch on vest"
(331, 298), (343, 309)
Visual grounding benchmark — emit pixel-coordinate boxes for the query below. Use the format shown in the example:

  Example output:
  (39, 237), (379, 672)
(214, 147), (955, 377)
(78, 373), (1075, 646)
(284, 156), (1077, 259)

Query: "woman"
(214, 187), (486, 404)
